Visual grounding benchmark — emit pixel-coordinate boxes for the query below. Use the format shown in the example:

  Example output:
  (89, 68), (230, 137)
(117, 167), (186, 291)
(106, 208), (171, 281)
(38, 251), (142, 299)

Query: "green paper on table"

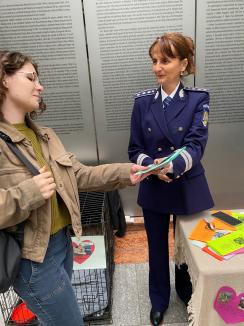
(231, 212), (244, 223)
(231, 212), (244, 231)
(207, 230), (244, 256)
(135, 146), (186, 175)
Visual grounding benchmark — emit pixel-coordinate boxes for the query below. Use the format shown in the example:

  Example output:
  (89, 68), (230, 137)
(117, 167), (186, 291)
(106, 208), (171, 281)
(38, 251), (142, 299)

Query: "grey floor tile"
(135, 263), (151, 325)
(110, 263), (188, 326)
(111, 264), (141, 326)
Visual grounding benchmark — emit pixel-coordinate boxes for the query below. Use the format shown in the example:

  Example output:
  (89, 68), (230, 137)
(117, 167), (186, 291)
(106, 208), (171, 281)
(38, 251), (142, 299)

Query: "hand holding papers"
(135, 146), (186, 176)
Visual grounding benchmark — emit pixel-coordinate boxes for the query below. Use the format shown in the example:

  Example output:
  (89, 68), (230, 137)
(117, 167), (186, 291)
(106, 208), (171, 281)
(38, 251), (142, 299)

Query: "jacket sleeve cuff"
(173, 150), (193, 177)
(137, 154), (154, 166)
(18, 178), (46, 210)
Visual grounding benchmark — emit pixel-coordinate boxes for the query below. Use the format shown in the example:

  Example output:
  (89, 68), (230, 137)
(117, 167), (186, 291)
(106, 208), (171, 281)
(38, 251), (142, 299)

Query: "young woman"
(0, 50), (149, 326)
(128, 33), (214, 325)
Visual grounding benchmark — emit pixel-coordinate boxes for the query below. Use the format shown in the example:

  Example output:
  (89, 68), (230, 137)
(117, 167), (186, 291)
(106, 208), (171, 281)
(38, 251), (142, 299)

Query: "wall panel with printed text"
(83, 0), (195, 215)
(195, 0), (244, 208)
(0, 0), (97, 163)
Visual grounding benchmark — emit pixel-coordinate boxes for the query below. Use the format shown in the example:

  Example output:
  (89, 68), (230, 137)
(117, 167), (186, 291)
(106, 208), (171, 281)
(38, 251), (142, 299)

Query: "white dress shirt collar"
(161, 82), (180, 102)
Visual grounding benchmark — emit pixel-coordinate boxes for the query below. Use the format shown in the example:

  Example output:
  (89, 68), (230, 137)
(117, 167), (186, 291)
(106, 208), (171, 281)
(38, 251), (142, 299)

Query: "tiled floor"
(110, 262), (188, 326)
(100, 222), (189, 325)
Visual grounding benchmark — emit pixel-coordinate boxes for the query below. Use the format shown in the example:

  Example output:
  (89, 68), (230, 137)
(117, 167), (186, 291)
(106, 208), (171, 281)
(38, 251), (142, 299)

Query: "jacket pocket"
(54, 154), (73, 167)
(53, 153), (79, 207)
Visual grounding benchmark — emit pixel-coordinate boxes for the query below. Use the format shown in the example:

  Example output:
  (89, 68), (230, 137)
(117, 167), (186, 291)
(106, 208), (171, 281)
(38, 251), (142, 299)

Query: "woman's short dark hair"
(0, 50), (46, 121)
(149, 32), (195, 75)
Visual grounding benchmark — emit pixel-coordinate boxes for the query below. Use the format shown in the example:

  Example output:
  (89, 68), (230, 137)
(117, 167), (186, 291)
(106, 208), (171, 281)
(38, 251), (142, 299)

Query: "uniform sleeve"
(128, 99), (154, 166)
(172, 92), (210, 177)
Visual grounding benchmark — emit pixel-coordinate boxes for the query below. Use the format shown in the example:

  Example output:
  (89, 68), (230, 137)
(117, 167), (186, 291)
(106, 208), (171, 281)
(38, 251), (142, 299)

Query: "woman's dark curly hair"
(0, 50), (46, 121)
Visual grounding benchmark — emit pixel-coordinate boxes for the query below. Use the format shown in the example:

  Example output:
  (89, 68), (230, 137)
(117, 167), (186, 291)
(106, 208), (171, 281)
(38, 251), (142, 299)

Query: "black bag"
(0, 231), (22, 293)
(0, 131), (39, 293)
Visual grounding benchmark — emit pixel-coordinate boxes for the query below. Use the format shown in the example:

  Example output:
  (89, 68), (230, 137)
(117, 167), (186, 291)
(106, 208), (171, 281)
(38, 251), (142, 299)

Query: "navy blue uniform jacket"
(128, 83), (214, 215)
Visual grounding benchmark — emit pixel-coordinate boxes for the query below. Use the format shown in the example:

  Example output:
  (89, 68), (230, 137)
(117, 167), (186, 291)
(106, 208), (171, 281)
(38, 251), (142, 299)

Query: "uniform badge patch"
(202, 110), (209, 127)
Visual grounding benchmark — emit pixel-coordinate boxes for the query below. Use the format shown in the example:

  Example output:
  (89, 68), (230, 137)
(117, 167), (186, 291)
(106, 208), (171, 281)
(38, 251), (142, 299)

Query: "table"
(174, 211), (244, 326)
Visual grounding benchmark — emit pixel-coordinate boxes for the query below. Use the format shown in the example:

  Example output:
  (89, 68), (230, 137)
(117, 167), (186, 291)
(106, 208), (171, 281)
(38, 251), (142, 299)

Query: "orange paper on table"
(188, 219), (215, 242)
(212, 218), (236, 231)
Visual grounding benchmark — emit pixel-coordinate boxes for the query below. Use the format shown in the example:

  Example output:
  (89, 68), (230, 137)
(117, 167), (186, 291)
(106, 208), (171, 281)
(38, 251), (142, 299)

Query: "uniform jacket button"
(178, 126), (183, 131)
(170, 146), (175, 151)
(148, 127), (151, 132)
(157, 147), (162, 152)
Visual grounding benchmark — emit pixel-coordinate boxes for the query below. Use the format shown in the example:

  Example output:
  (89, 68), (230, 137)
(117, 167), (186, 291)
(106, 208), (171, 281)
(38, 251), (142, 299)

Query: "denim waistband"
(50, 226), (69, 239)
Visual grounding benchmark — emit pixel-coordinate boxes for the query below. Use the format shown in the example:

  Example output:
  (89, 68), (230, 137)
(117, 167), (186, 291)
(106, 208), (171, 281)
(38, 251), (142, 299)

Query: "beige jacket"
(0, 119), (132, 262)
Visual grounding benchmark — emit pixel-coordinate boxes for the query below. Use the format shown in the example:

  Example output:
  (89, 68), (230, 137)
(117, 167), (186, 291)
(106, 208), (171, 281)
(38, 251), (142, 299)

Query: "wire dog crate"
(71, 191), (114, 325)
(0, 290), (38, 325)
(0, 191), (115, 325)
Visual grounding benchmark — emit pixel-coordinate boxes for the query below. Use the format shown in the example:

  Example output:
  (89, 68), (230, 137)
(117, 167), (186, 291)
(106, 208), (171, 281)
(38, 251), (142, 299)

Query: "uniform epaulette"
(184, 86), (209, 93)
(134, 88), (157, 99)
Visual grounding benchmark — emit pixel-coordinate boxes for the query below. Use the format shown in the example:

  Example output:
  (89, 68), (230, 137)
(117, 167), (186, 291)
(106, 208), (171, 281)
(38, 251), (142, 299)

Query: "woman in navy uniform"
(128, 32), (214, 325)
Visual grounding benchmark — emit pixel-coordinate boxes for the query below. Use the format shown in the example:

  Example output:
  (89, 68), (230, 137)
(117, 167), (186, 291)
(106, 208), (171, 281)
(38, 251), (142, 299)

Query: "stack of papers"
(135, 146), (186, 175)
(188, 211), (244, 261)
(207, 230), (244, 256)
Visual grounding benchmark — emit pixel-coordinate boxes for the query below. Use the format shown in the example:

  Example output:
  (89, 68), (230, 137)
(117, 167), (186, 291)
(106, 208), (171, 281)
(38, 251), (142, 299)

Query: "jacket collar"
(164, 82), (187, 123)
(150, 83), (187, 144)
(151, 86), (174, 143)
(0, 115), (49, 143)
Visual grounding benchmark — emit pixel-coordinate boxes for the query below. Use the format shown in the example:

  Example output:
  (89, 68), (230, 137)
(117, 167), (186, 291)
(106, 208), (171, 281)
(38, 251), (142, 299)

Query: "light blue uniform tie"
(162, 96), (172, 109)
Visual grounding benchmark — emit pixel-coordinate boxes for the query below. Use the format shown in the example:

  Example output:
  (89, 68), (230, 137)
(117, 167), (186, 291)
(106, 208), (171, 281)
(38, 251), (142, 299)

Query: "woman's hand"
(154, 158), (173, 183)
(33, 166), (56, 199)
(129, 164), (154, 184)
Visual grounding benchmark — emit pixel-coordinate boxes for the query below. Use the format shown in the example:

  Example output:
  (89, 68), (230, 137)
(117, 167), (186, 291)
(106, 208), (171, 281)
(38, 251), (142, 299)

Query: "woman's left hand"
(154, 158), (173, 183)
(157, 169), (172, 183)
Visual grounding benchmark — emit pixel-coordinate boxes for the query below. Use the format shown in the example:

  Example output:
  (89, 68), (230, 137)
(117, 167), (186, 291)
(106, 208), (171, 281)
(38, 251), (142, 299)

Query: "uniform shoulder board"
(184, 86), (209, 93)
(134, 88), (157, 99)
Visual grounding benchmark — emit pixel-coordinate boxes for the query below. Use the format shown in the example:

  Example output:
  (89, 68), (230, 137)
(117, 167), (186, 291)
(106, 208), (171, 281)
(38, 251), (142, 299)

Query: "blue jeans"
(14, 228), (84, 326)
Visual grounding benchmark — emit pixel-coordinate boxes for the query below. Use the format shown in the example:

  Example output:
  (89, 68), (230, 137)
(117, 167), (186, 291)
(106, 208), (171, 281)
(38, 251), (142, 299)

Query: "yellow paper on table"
(237, 223), (244, 231)
(231, 212), (244, 222)
(207, 230), (244, 256)
(188, 219), (215, 242)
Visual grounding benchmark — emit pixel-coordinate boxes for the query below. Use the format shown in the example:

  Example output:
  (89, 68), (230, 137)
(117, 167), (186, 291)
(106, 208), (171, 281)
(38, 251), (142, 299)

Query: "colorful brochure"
(135, 146), (186, 175)
(207, 230), (244, 256)
(188, 219), (215, 242)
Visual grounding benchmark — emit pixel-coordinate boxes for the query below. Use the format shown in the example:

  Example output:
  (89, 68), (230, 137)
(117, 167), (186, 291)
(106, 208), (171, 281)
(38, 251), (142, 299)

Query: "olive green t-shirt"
(14, 123), (71, 234)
